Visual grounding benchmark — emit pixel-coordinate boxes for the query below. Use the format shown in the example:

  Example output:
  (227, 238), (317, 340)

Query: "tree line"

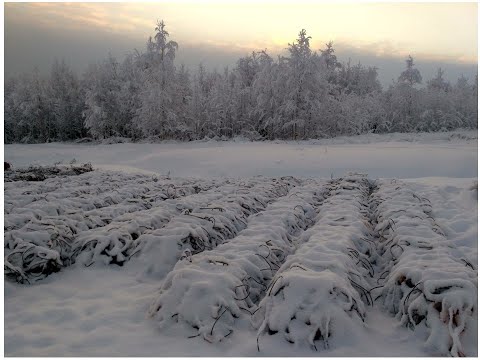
(4, 21), (478, 143)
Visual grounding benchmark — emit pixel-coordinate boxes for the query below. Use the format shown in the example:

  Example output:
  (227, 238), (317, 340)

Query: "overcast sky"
(4, 2), (478, 87)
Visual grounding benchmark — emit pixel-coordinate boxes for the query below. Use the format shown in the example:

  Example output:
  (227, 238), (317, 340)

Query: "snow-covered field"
(4, 130), (478, 178)
(3, 131), (478, 356)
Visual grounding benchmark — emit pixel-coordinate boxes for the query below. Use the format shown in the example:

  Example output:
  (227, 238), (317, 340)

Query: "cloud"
(5, 2), (477, 87)
(6, 2), (477, 65)
(5, 3), (153, 36)
(306, 36), (477, 69)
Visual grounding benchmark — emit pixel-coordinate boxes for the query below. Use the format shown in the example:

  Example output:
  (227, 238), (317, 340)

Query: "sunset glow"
(5, 2), (478, 63)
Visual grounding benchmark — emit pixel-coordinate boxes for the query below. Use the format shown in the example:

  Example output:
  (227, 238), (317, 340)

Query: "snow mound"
(253, 174), (374, 351)
(373, 180), (478, 356)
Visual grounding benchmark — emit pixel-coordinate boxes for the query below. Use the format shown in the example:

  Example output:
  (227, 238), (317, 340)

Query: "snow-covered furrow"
(4, 176), (211, 231)
(130, 178), (297, 279)
(4, 185), (109, 213)
(4, 179), (202, 230)
(4, 172), (212, 216)
(147, 181), (327, 342)
(5, 190), (149, 226)
(53, 177), (295, 269)
(4, 200), (154, 268)
(4, 171), (155, 210)
(372, 180), (478, 357)
(56, 201), (151, 229)
(4, 183), (202, 258)
(4, 173), (230, 244)
(68, 207), (173, 268)
(68, 180), (248, 267)
(252, 174), (374, 351)
(4, 174), (245, 283)
(80, 178), (248, 227)
(4, 169), (152, 194)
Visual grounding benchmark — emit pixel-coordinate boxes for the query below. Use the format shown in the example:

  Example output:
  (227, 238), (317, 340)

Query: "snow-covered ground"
(3, 131), (478, 356)
(4, 130), (478, 178)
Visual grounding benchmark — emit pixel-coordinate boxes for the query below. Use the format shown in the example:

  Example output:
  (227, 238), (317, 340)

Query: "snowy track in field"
(4, 170), (477, 356)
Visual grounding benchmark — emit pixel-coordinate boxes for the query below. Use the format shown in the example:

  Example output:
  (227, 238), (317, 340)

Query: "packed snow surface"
(4, 132), (478, 356)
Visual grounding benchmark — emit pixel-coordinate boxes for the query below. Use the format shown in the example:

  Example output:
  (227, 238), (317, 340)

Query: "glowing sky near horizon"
(5, 2), (478, 64)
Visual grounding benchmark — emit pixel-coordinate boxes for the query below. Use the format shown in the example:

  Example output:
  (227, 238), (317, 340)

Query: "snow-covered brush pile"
(133, 178), (298, 278)
(372, 181), (478, 357)
(4, 163), (93, 182)
(148, 182), (326, 342)
(252, 174), (374, 351)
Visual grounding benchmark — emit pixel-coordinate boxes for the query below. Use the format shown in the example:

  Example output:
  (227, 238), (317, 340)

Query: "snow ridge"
(5, 172), (229, 282)
(372, 180), (478, 356)
(252, 173), (374, 351)
(148, 180), (326, 342)
(134, 177), (298, 278)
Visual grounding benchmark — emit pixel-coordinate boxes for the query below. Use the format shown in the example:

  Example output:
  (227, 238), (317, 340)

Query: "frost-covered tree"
(154, 20), (178, 64)
(83, 54), (124, 138)
(277, 29), (330, 139)
(115, 53), (144, 139)
(427, 68), (450, 92)
(383, 55), (424, 131)
(4, 77), (20, 143)
(418, 68), (456, 131)
(251, 51), (281, 139)
(338, 61), (382, 96)
(135, 20), (179, 139)
(48, 59), (85, 140)
(204, 69), (232, 138)
(171, 64), (193, 139)
(230, 52), (263, 137)
(188, 64), (209, 138)
(320, 41), (342, 88)
(320, 41), (339, 70)
(398, 55), (422, 86)
(3, 23), (477, 143)
(450, 75), (478, 129)
(6, 70), (53, 142)
(333, 62), (384, 134)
